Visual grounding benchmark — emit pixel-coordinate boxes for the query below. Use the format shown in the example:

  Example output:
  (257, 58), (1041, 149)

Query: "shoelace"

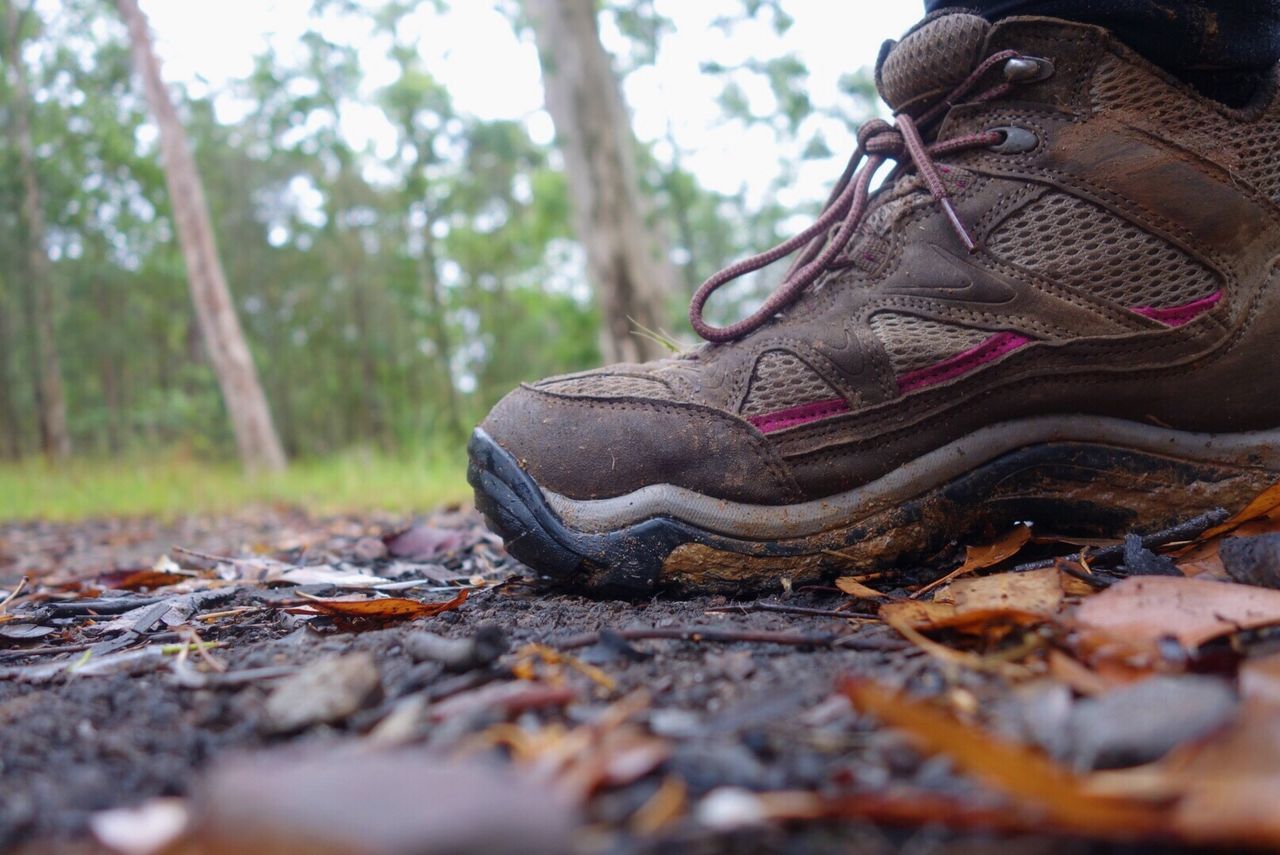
(689, 49), (1025, 343)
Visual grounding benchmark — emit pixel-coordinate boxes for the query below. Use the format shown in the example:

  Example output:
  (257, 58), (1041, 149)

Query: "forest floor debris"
(7, 493), (1280, 851)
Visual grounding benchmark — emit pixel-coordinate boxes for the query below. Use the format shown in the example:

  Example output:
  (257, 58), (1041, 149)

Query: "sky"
(137, 1), (922, 210)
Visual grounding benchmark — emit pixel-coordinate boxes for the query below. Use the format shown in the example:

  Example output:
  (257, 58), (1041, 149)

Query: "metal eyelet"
(1004, 56), (1055, 83)
(987, 126), (1039, 154)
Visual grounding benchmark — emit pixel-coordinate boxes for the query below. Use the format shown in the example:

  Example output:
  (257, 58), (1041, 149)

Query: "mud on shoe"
(470, 11), (1280, 595)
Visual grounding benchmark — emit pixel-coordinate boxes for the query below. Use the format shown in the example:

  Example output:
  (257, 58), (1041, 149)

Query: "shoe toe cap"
(477, 384), (800, 504)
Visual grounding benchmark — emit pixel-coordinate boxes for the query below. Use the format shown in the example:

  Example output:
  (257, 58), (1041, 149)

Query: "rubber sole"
(467, 423), (1280, 596)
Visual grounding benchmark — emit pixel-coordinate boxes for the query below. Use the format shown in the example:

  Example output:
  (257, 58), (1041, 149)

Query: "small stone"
(1220, 533), (1280, 589)
(1066, 675), (1238, 770)
(262, 652), (382, 734)
(405, 624), (507, 672)
(351, 537), (388, 562)
(697, 788), (768, 831)
(706, 650), (755, 682)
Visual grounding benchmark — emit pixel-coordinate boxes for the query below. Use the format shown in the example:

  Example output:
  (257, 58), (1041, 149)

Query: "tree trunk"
(5, 0), (70, 460)
(115, 0), (286, 472)
(0, 276), (22, 460)
(525, 0), (678, 364)
(419, 213), (463, 439)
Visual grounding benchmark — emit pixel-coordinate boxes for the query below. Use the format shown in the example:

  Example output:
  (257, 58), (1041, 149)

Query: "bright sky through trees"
(139, 1), (920, 207)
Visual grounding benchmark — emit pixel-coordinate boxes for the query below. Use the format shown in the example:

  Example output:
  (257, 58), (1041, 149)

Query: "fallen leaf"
(279, 565), (392, 588)
(0, 624), (56, 641)
(1074, 576), (1280, 649)
(1163, 701), (1280, 846)
(94, 569), (193, 591)
(912, 525), (1033, 599)
(840, 677), (1169, 838)
(383, 525), (468, 561)
(630, 776), (687, 835)
(835, 576), (890, 600)
(1047, 649), (1113, 697)
(1195, 481), (1280, 543)
(297, 588), (468, 622)
(882, 568), (1086, 633)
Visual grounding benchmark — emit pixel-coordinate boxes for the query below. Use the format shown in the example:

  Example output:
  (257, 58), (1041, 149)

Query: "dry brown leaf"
(1173, 539), (1228, 579)
(95, 569), (193, 591)
(1074, 577), (1280, 649)
(631, 776), (687, 835)
(1047, 649), (1113, 697)
(882, 612), (1034, 677)
(835, 576), (891, 600)
(882, 568), (1086, 634)
(840, 677), (1170, 838)
(912, 525), (1033, 599)
(1162, 701), (1280, 846)
(1194, 481), (1280, 543)
(298, 588), (468, 622)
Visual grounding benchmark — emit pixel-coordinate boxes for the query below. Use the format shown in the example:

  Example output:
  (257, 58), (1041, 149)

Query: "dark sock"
(925, 0), (1280, 106)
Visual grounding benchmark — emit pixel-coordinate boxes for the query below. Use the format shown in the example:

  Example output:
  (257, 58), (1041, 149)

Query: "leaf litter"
(8, 489), (1280, 850)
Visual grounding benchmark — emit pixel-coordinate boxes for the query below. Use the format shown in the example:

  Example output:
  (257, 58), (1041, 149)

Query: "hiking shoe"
(470, 11), (1280, 595)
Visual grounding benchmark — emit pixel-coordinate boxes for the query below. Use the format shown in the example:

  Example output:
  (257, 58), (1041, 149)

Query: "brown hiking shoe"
(470, 11), (1280, 594)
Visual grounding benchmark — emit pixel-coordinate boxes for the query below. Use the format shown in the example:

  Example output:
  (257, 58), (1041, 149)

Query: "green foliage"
(0, 0), (881, 517)
(0, 449), (469, 521)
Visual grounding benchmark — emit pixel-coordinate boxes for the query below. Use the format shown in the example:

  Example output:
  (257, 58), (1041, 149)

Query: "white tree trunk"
(116, 0), (286, 472)
(5, 0), (70, 459)
(525, 0), (678, 364)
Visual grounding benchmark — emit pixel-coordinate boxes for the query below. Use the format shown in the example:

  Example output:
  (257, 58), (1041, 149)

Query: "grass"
(0, 447), (472, 522)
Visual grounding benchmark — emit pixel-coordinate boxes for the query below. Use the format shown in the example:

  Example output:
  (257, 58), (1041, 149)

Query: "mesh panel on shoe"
(987, 192), (1218, 308)
(1091, 55), (1280, 202)
(539, 373), (674, 400)
(878, 12), (990, 111)
(869, 313), (991, 375)
(741, 350), (839, 416)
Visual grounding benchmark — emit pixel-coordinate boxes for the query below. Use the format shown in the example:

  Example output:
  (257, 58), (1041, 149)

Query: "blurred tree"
(3, 0), (70, 459)
(115, 0), (286, 472)
(524, 0), (677, 364)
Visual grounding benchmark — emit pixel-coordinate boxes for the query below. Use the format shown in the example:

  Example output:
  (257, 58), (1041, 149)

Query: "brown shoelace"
(689, 50), (1025, 343)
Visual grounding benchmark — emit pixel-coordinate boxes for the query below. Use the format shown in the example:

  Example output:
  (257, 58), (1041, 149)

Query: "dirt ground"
(0, 508), (1266, 853)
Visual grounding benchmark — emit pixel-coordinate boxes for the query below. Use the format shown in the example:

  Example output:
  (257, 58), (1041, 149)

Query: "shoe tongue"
(876, 11), (991, 113)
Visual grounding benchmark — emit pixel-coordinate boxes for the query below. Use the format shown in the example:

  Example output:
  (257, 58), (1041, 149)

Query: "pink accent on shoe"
(898, 333), (1032, 394)
(1132, 291), (1222, 327)
(748, 397), (852, 434)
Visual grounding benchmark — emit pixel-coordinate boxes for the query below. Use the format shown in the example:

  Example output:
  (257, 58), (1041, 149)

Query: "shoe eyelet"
(1003, 56), (1055, 83)
(987, 126), (1039, 154)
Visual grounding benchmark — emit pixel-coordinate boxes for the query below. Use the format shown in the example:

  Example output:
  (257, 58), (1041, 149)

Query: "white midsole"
(542, 415), (1280, 539)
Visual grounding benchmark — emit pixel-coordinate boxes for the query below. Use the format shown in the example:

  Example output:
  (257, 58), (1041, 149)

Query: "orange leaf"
(835, 576), (890, 600)
(912, 525), (1032, 599)
(1195, 480), (1280, 543)
(840, 677), (1169, 838)
(882, 568), (1082, 633)
(300, 588), (469, 621)
(96, 569), (192, 591)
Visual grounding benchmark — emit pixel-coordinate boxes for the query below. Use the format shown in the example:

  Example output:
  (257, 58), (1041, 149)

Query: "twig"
(550, 626), (903, 652)
(0, 631), (182, 660)
(1011, 508), (1230, 574)
(705, 602), (879, 621)
(45, 596), (166, 616)
(0, 576), (29, 611)
(1057, 561), (1112, 589)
